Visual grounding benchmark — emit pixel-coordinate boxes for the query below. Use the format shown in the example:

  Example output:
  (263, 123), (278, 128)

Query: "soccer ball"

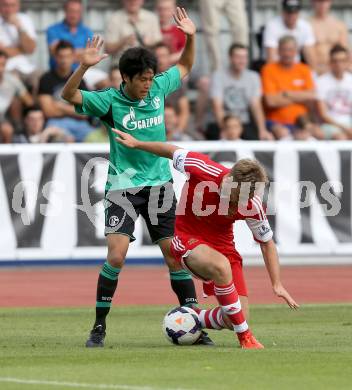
(162, 306), (202, 345)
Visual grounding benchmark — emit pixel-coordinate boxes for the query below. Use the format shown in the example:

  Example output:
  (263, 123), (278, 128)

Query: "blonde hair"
(230, 159), (268, 198)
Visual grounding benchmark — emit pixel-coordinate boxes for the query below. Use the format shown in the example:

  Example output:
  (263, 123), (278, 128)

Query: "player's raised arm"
(260, 239), (300, 310)
(61, 36), (108, 105)
(112, 129), (179, 159)
(174, 7), (196, 79)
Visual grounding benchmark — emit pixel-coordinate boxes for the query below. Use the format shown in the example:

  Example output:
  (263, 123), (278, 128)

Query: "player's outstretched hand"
(173, 7), (196, 36)
(112, 128), (139, 148)
(273, 283), (300, 310)
(81, 36), (108, 68)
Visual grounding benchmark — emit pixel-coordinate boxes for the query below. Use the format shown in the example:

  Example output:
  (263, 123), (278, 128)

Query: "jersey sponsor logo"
(122, 106), (163, 131)
(109, 215), (120, 227)
(151, 96), (161, 109)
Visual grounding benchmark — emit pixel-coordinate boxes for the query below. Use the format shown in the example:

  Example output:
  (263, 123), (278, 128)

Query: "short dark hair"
(24, 105), (42, 117)
(223, 114), (241, 125)
(54, 40), (74, 55)
(330, 44), (349, 58)
(228, 43), (248, 57)
(0, 50), (8, 59)
(119, 47), (157, 80)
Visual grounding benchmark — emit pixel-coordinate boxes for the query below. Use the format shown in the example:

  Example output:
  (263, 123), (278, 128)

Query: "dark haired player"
(61, 8), (213, 347)
(112, 129), (299, 349)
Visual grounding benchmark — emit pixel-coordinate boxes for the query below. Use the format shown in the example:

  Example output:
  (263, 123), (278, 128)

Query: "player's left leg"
(142, 182), (214, 345)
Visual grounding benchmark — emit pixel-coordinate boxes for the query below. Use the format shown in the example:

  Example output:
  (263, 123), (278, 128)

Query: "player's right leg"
(86, 193), (141, 348)
(85, 234), (129, 348)
(183, 244), (263, 349)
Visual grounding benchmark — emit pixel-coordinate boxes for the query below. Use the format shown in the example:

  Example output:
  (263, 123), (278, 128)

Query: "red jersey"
(161, 25), (186, 54)
(172, 150), (273, 255)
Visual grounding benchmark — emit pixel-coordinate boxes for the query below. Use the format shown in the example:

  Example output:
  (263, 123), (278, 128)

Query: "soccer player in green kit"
(62, 7), (213, 347)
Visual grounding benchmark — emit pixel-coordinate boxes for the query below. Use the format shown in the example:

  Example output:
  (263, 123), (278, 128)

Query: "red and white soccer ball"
(162, 306), (202, 345)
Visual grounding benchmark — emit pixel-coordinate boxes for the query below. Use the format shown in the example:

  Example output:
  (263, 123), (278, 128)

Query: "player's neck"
(123, 85), (139, 101)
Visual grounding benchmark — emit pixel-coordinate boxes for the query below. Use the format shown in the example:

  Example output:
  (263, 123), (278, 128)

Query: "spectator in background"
(199, 0), (248, 72)
(220, 114), (243, 141)
(38, 40), (94, 142)
(264, 0), (316, 69)
(47, 0), (108, 90)
(84, 126), (109, 143)
(165, 104), (192, 141)
(0, 50), (33, 143)
(109, 66), (122, 89)
(309, 0), (349, 75)
(0, 0), (36, 79)
(261, 36), (316, 140)
(316, 45), (352, 140)
(154, 42), (190, 134)
(211, 43), (272, 140)
(294, 114), (324, 140)
(105, 0), (162, 65)
(156, 0), (186, 64)
(22, 106), (74, 143)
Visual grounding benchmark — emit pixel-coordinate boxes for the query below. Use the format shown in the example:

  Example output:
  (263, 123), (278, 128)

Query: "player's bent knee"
(107, 251), (126, 268)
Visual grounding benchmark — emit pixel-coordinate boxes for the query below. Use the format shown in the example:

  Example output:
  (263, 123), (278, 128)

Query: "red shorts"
(171, 234), (248, 297)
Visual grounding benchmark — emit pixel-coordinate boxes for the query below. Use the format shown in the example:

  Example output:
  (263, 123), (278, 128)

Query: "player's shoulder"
(184, 151), (227, 177)
(93, 87), (119, 99)
(153, 66), (179, 81)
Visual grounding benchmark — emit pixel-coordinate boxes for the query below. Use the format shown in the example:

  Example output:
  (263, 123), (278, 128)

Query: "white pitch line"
(0, 378), (196, 390)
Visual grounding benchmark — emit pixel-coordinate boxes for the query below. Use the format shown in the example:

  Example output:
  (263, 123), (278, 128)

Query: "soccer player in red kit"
(113, 129), (299, 349)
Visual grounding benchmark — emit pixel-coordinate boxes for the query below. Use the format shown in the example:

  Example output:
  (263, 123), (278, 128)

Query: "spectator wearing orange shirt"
(261, 35), (316, 139)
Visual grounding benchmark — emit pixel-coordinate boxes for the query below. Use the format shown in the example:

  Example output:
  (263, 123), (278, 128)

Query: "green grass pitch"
(0, 304), (351, 390)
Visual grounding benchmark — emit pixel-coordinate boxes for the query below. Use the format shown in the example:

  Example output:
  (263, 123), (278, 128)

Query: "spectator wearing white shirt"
(264, 0), (316, 69)
(316, 44), (352, 140)
(0, 50), (33, 143)
(0, 0), (36, 77)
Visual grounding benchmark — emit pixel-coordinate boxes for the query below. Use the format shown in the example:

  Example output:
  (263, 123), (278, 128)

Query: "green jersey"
(75, 65), (181, 191)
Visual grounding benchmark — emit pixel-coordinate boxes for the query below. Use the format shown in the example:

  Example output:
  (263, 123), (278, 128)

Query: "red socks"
(214, 282), (249, 334)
